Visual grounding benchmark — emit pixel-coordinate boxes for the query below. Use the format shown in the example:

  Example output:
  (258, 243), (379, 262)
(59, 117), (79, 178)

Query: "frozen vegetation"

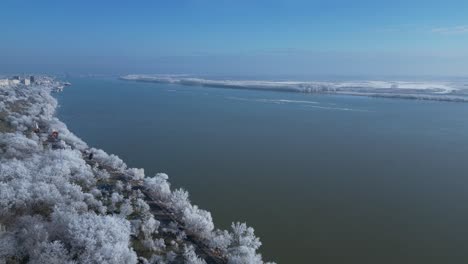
(0, 77), (273, 263)
(121, 74), (468, 102)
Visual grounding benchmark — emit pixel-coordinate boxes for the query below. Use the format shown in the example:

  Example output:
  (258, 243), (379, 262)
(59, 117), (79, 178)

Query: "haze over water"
(57, 77), (468, 264)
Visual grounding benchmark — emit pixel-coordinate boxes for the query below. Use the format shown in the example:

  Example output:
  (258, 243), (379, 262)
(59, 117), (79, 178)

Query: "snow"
(122, 74), (468, 101)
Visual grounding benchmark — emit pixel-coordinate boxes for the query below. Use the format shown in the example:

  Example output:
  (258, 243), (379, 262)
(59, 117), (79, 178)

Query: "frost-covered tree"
(29, 241), (73, 264)
(90, 148), (127, 171)
(144, 173), (172, 201)
(51, 207), (138, 264)
(183, 245), (207, 264)
(126, 167), (145, 181)
(226, 222), (264, 264)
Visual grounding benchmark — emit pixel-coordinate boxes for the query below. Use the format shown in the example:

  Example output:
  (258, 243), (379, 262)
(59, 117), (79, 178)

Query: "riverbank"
(0, 78), (272, 263)
(121, 74), (468, 102)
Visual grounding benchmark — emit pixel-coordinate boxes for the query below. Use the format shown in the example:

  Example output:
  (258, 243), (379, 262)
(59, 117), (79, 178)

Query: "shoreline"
(120, 74), (468, 103)
(0, 77), (272, 263)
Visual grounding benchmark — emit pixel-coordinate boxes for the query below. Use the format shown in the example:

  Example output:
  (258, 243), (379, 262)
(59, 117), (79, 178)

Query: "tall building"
(20, 78), (30, 86)
(30, 76), (35, 84)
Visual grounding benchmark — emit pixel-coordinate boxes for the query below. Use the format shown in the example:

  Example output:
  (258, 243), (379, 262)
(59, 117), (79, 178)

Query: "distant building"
(21, 78), (30, 86)
(0, 79), (9, 87)
(8, 76), (21, 86)
(9, 79), (20, 85)
(30, 76), (35, 84)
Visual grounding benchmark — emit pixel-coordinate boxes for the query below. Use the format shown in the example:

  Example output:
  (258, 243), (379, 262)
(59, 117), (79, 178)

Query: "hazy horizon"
(1, 1), (468, 76)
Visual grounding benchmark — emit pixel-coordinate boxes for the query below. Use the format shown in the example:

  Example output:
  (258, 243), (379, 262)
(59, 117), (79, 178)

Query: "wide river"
(57, 77), (468, 263)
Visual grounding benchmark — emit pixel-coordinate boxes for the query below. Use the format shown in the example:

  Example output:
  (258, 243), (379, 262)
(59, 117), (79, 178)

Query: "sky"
(1, 0), (468, 77)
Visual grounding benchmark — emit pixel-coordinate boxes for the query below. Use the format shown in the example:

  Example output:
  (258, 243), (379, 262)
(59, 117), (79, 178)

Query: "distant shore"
(121, 74), (468, 102)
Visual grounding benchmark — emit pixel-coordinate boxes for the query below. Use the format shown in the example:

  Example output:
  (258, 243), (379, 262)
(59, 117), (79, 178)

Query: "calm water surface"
(56, 77), (468, 264)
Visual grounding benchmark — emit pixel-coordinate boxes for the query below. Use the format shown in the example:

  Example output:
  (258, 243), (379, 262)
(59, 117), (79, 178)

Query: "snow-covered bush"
(126, 167), (145, 181)
(140, 215), (159, 238)
(144, 173), (171, 201)
(0, 132), (40, 158)
(182, 206), (214, 240)
(90, 148), (127, 171)
(226, 222), (263, 264)
(51, 207), (138, 264)
(183, 245), (207, 264)
(29, 241), (73, 264)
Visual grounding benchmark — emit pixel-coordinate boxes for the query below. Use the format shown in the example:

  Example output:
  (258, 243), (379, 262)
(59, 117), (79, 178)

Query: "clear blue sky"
(1, 0), (468, 77)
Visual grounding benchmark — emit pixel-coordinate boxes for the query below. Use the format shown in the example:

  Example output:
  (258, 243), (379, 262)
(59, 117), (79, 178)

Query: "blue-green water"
(57, 77), (468, 264)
